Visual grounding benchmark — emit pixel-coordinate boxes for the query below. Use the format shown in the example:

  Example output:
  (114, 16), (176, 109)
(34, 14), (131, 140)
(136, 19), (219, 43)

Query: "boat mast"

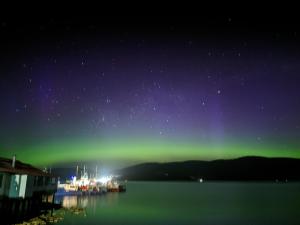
(95, 165), (98, 179)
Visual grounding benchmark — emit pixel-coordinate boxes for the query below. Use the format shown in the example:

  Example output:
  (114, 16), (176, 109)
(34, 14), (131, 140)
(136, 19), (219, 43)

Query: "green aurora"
(1, 137), (299, 167)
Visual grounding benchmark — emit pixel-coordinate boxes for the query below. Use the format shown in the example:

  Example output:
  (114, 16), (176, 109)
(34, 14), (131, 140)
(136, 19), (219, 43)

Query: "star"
(106, 98), (111, 104)
(257, 137), (261, 141)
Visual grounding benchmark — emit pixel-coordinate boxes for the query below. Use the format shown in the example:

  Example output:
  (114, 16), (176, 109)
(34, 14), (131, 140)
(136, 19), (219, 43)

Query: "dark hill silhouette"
(115, 156), (300, 181)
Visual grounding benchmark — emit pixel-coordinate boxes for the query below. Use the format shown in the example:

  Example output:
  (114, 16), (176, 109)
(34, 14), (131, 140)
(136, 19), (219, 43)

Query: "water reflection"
(54, 182), (300, 225)
(56, 193), (119, 211)
(61, 196), (77, 208)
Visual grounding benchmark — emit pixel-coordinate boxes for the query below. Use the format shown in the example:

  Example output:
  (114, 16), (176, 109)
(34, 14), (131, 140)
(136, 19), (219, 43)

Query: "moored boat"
(57, 166), (126, 195)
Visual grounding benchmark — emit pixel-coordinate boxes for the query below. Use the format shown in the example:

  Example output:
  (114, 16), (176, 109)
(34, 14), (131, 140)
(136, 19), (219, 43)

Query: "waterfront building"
(0, 156), (58, 224)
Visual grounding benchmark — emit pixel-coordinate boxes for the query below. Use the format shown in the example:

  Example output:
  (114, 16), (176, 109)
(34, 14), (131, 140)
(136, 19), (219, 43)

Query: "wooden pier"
(0, 193), (60, 224)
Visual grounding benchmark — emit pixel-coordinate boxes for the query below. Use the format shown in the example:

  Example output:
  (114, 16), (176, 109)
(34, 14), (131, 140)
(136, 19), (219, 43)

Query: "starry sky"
(0, 15), (300, 168)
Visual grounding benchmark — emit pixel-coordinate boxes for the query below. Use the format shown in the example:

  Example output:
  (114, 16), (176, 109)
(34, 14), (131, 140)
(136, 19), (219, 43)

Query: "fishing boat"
(107, 179), (126, 192)
(57, 165), (125, 195)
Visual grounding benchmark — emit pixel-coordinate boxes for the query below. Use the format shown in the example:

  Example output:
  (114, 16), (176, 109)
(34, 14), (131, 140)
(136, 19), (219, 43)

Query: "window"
(45, 177), (50, 185)
(37, 176), (44, 186)
(33, 176), (38, 186)
(0, 174), (3, 188)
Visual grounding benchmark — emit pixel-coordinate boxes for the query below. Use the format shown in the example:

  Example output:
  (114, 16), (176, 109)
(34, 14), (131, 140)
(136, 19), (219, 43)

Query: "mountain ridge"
(114, 156), (300, 181)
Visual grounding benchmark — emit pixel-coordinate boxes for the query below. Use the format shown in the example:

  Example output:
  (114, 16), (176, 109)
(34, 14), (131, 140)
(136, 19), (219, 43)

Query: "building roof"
(0, 157), (54, 177)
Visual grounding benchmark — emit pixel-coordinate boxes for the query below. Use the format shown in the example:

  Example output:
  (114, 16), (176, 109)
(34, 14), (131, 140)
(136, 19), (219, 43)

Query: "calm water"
(55, 182), (300, 225)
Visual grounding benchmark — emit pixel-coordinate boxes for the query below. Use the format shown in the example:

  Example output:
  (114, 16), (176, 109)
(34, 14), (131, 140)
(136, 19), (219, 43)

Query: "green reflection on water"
(55, 182), (300, 225)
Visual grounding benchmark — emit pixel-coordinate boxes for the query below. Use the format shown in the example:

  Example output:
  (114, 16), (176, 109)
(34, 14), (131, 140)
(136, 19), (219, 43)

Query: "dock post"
(51, 193), (55, 216)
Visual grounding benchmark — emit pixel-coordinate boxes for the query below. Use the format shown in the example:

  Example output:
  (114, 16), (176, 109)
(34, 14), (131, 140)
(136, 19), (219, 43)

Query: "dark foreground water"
(55, 182), (300, 225)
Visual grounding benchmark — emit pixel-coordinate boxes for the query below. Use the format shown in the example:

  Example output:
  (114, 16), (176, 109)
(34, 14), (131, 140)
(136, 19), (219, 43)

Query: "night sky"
(1, 15), (300, 168)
